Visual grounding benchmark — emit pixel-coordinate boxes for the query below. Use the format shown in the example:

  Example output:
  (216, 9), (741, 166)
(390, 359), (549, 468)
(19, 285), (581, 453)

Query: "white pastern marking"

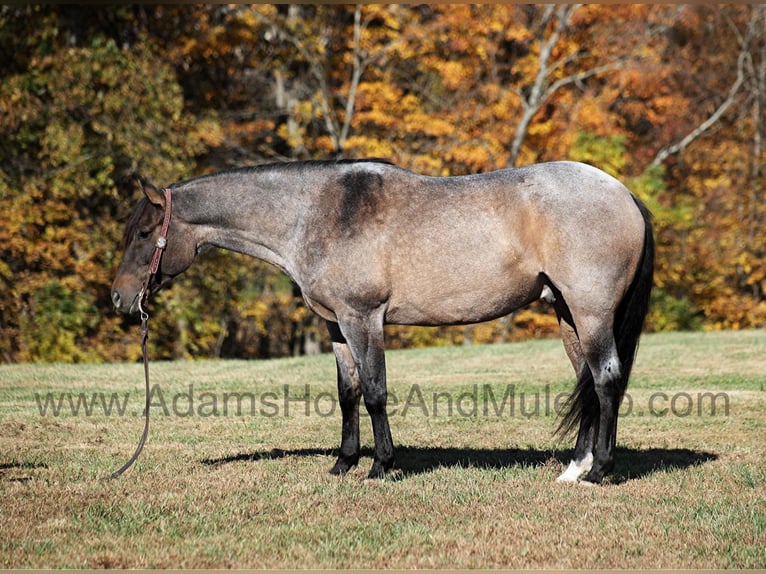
(556, 461), (582, 483)
(555, 452), (594, 483)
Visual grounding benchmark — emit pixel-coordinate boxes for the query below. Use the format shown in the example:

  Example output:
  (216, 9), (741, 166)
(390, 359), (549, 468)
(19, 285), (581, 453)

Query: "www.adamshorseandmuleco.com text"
(34, 383), (731, 420)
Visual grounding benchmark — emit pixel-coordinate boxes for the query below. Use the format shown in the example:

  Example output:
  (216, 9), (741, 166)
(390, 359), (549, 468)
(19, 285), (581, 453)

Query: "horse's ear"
(137, 176), (165, 208)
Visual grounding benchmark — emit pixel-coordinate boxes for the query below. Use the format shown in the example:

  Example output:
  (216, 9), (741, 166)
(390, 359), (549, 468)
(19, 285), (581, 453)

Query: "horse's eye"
(137, 230), (151, 240)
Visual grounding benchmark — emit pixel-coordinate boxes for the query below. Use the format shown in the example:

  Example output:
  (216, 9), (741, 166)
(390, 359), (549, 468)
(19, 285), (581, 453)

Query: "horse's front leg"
(326, 321), (361, 475)
(335, 309), (394, 479)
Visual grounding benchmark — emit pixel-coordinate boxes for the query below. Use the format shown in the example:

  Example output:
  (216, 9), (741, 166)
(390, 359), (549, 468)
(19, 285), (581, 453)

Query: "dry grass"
(1, 330), (765, 568)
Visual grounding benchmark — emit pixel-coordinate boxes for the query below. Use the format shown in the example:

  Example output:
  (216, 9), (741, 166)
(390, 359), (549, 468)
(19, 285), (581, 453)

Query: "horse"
(112, 159), (654, 484)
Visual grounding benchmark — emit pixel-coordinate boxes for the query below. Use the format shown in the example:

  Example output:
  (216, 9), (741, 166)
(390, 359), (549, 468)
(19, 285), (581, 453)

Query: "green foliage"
(649, 289), (705, 332)
(568, 131), (627, 178)
(18, 280), (99, 363)
(630, 165), (695, 230)
(1, 5), (763, 362)
(0, 15), (207, 362)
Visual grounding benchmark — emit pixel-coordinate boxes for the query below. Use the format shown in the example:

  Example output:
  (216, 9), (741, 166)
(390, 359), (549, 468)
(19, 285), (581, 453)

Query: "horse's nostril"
(112, 290), (121, 308)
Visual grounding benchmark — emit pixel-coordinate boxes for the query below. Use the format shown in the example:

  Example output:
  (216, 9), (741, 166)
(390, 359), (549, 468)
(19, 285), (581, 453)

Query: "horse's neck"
(176, 174), (302, 276)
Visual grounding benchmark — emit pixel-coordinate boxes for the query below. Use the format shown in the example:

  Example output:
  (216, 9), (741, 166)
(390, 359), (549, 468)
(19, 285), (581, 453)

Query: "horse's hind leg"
(553, 303), (598, 483)
(575, 315), (623, 484)
(326, 321), (361, 475)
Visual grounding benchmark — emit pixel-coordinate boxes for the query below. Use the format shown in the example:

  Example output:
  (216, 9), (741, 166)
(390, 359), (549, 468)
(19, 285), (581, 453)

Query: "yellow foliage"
(2, 4), (763, 361)
(440, 61), (469, 91)
(193, 118), (225, 147)
(344, 136), (395, 159)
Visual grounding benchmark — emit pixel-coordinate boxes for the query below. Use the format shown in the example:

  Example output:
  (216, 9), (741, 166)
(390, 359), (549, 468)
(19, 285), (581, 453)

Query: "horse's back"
(329, 160), (645, 263)
(332, 160), (639, 222)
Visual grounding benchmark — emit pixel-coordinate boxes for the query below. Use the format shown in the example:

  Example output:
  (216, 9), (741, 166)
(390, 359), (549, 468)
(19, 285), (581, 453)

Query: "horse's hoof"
(556, 475), (578, 483)
(580, 469), (605, 485)
(556, 453), (594, 483)
(556, 466), (580, 483)
(366, 466), (385, 480)
(329, 464), (347, 476)
(366, 459), (394, 479)
(329, 456), (358, 476)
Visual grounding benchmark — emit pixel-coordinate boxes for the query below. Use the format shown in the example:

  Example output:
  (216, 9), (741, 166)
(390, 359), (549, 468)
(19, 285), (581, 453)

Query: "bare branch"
(544, 60), (625, 101)
(249, 5), (399, 155)
(509, 4), (582, 165)
(249, 7), (340, 149)
(337, 5), (365, 153)
(650, 11), (755, 168)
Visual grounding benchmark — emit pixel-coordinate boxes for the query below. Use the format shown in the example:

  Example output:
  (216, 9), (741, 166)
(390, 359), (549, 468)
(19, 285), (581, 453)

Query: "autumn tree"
(636, 5), (766, 329)
(0, 7), (206, 361)
(1, 4), (763, 363)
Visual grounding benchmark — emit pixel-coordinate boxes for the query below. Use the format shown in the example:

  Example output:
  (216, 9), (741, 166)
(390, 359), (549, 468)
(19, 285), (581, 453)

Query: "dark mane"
(125, 160), (396, 247)
(121, 196), (148, 249)
(169, 158), (396, 190)
(245, 157), (395, 175)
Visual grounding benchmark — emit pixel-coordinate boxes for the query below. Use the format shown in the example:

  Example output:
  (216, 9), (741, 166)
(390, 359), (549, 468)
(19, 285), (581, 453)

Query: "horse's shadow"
(0, 461), (48, 483)
(201, 445), (717, 484)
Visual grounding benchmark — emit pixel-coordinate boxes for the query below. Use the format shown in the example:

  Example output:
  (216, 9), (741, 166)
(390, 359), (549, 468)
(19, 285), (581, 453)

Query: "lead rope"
(108, 299), (152, 479)
(108, 187), (171, 480)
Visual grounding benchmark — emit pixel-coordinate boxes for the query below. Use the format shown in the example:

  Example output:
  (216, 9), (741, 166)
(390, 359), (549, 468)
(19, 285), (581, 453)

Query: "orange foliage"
(1, 5), (764, 362)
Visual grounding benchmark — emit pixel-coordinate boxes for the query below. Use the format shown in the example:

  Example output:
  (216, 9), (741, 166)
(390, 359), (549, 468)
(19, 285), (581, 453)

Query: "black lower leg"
(330, 401), (360, 475)
(328, 330), (361, 476)
(573, 413), (597, 463)
(581, 384), (619, 483)
(335, 312), (394, 479)
(365, 396), (395, 478)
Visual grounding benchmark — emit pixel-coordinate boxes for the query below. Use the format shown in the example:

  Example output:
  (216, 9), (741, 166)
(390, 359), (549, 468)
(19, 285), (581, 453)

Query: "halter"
(110, 187), (172, 479)
(138, 188), (173, 318)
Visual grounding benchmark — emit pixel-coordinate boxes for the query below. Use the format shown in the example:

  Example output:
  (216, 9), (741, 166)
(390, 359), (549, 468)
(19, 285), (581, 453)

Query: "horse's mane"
(242, 158), (396, 175)
(168, 158), (396, 189)
(122, 160), (397, 245)
(121, 196), (148, 249)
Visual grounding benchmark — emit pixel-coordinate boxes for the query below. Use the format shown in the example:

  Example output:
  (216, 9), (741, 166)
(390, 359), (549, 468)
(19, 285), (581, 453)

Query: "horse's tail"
(614, 195), (655, 395)
(556, 195), (654, 438)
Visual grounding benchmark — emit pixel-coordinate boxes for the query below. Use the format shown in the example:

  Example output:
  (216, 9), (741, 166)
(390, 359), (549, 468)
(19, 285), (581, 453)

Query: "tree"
(639, 5), (766, 329)
(1, 4), (763, 362)
(0, 8), (206, 361)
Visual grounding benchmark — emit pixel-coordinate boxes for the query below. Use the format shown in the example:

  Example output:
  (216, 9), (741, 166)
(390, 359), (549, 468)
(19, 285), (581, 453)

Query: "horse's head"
(111, 179), (194, 314)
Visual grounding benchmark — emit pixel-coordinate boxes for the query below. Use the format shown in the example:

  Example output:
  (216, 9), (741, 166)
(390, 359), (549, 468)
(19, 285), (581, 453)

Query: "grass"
(1, 329), (765, 568)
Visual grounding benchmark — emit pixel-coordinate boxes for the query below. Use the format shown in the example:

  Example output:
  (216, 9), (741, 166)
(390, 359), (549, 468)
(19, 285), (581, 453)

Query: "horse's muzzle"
(111, 289), (124, 311)
(111, 288), (141, 315)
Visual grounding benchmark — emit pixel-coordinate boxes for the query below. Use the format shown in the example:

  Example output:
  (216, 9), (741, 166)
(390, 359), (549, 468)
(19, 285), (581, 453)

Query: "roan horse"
(112, 159), (653, 484)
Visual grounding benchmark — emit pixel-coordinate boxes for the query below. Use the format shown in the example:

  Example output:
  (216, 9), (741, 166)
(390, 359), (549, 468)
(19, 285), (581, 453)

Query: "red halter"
(148, 188), (173, 278)
(136, 187), (172, 310)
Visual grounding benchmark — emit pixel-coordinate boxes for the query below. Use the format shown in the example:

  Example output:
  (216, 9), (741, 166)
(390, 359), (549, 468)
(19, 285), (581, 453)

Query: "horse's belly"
(385, 272), (543, 326)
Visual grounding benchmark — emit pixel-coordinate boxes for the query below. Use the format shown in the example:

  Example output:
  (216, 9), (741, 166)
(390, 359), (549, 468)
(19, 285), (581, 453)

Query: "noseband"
(110, 187), (172, 479)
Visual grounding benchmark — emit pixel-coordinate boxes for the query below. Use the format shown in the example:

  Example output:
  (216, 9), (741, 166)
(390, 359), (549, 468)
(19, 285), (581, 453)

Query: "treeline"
(1, 5), (764, 363)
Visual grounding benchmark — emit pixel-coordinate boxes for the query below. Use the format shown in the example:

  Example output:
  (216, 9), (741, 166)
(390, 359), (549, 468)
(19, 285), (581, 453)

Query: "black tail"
(556, 195), (655, 438)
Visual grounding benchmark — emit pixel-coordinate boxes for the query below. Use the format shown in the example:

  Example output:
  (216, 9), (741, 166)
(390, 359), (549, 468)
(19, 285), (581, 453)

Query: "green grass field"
(1, 330), (765, 568)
